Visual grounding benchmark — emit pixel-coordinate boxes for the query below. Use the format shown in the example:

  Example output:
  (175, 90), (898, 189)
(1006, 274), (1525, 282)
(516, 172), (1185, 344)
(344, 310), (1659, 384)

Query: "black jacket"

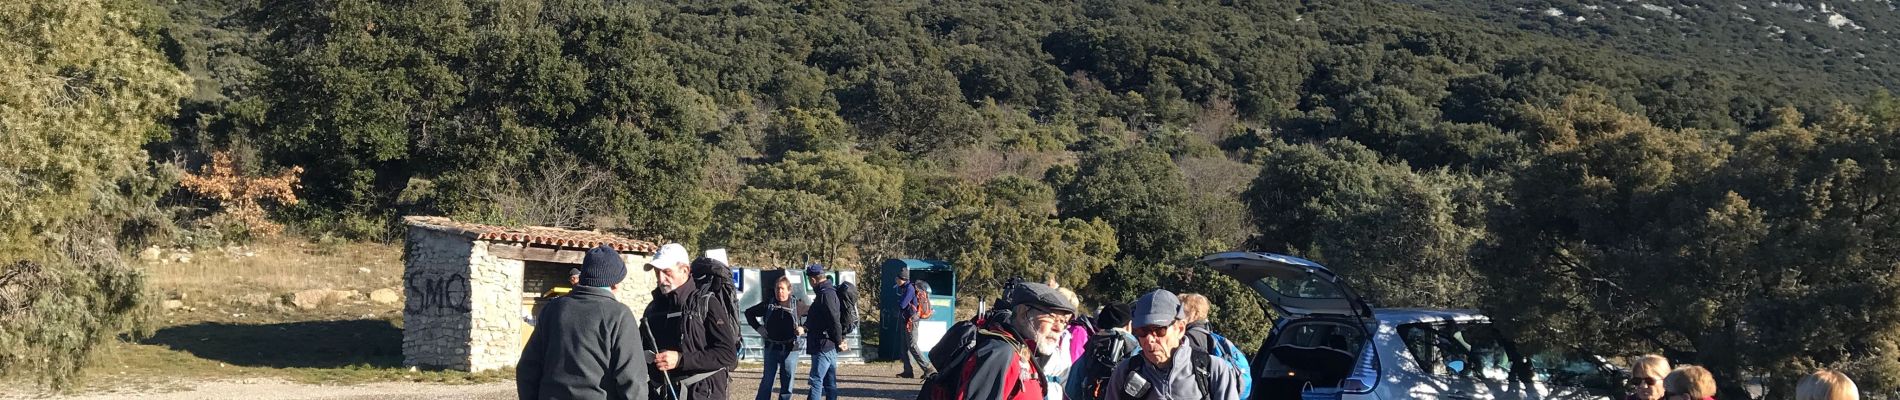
(517, 286), (649, 400)
(745, 300), (802, 343)
(642, 282), (739, 400)
(804, 279), (844, 354)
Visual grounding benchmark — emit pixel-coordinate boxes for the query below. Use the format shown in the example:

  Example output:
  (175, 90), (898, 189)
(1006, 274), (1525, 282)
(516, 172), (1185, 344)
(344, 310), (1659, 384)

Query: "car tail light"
(1341, 345), (1380, 394)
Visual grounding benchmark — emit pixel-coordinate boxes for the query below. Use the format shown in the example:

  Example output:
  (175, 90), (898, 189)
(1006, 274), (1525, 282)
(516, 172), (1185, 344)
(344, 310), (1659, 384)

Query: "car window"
(1454, 323), (1515, 382)
(1397, 323), (1514, 382)
(1256, 272), (1348, 300)
(1527, 350), (1621, 394)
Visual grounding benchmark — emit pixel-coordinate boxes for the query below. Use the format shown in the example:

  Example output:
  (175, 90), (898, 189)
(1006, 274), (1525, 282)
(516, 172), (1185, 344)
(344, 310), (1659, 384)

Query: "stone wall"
(467, 240), (526, 372)
(402, 225), (662, 371)
(402, 228), (476, 370)
(613, 254), (658, 315)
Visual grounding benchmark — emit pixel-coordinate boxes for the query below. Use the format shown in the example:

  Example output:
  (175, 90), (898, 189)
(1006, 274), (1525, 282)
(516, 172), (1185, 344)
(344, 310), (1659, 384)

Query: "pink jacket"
(1065, 324), (1090, 363)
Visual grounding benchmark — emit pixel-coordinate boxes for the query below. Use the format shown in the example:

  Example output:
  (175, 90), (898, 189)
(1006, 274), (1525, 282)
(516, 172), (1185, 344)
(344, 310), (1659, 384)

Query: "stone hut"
(400, 216), (660, 372)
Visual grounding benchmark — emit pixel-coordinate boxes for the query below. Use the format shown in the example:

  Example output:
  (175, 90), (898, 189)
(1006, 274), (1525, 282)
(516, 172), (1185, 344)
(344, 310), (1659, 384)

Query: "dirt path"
(8, 362), (922, 400)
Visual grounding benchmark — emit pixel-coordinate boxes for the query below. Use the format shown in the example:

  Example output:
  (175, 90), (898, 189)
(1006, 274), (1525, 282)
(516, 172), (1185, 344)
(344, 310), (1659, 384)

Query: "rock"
(235, 292), (273, 307)
(290, 289), (331, 310)
(357, 267), (372, 274)
(369, 288), (401, 304)
(137, 247), (162, 262)
(329, 289), (362, 303)
(161, 300), (185, 310)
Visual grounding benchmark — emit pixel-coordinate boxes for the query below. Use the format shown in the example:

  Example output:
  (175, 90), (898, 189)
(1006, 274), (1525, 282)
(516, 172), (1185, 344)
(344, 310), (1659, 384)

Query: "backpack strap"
(1192, 348), (1212, 397)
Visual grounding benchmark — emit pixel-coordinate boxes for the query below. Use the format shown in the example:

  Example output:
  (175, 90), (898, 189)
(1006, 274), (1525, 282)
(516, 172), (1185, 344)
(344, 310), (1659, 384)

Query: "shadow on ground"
(140, 319), (403, 369)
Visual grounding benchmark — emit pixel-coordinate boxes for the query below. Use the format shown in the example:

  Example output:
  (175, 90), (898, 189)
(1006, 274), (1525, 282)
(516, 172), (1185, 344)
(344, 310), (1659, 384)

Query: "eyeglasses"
(1629, 377), (1658, 387)
(1133, 325), (1172, 337)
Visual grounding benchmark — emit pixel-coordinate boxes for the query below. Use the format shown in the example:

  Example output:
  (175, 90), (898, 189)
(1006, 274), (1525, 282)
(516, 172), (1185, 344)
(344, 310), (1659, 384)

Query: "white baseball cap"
(645, 243), (689, 270)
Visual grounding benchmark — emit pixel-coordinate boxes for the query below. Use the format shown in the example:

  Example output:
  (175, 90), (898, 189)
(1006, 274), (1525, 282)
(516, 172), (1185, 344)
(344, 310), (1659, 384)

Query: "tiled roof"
(402, 216), (659, 253)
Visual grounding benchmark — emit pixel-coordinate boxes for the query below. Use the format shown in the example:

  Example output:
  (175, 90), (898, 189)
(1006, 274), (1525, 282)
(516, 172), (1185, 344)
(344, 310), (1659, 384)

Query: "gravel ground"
(9, 362), (922, 400)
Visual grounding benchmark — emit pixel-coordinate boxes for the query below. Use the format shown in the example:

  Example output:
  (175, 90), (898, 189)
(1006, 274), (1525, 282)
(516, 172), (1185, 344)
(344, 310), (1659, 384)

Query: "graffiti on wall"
(406, 272), (471, 315)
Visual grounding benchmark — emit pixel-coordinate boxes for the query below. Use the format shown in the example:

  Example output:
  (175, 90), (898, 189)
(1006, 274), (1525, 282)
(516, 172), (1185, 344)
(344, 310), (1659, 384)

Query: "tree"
(1247, 139), (1491, 309)
(0, 0), (189, 389)
(248, 0), (475, 215)
(838, 66), (983, 153)
(1056, 146), (1198, 261)
(1475, 91), (1753, 394)
(702, 188), (856, 267)
(748, 150), (904, 218)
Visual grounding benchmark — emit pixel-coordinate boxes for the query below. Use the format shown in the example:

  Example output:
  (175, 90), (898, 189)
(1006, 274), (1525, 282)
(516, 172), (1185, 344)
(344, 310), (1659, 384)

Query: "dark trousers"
(899, 316), (936, 376)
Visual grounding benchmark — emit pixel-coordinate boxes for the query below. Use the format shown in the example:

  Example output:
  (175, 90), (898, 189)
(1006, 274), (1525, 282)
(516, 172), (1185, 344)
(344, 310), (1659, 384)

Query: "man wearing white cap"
(1104, 289), (1241, 400)
(640, 243), (737, 400)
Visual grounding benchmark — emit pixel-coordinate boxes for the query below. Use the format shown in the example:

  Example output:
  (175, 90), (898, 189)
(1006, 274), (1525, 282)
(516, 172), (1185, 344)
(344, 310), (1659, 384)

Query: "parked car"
(1200, 251), (1620, 400)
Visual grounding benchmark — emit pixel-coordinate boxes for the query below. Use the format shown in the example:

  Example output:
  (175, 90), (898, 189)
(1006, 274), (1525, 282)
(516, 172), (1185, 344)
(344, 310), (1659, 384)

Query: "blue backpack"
(1189, 325), (1253, 398)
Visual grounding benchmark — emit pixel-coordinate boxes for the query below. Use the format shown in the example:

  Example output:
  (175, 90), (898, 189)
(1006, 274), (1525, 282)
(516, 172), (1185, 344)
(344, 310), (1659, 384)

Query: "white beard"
(1034, 335), (1061, 356)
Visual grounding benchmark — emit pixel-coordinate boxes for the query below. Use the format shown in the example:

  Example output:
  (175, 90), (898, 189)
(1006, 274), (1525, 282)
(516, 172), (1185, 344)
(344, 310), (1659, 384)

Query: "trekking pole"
(642, 319), (680, 400)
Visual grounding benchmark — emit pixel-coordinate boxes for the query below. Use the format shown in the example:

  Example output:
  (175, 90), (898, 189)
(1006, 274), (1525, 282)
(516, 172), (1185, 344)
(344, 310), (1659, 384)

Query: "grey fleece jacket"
(1102, 337), (1241, 400)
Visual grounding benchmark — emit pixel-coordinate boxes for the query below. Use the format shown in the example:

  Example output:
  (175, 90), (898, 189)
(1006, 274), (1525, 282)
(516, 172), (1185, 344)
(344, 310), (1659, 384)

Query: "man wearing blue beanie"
(518, 245), (648, 400)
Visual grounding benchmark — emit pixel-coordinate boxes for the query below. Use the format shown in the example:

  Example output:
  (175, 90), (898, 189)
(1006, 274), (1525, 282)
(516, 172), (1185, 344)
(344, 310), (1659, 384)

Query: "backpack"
(684, 257), (741, 350)
(836, 280), (860, 335)
(1188, 326), (1253, 398)
(1114, 346), (1213, 399)
(918, 307), (1025, 399)
(1077, 331), (1138, 400)
(913, 281), (934, 319)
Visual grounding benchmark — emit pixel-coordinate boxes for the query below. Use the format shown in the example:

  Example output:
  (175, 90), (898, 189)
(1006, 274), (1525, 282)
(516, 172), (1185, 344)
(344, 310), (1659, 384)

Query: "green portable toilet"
(878, 259), (956, 360)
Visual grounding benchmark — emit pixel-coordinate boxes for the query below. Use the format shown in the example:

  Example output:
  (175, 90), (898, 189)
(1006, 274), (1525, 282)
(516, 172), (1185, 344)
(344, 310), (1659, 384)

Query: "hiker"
(803, 263), (847, 400)
(517, 246), (648, 400)
(641, 243), (739, 400)
(1065, 303), (1137, 400)
(541, 268), (583, 299)
(924, 282), (1076, 400)
(1624, 354), (1670, 400)
(744, 273), (802, 400)
(1042, 288), (1089, 400)
(1796, 370), (1859, 400)
(1662, 365), (1717, 400)
(895, 271), (937, 379)
(1104, 289), (1242, 400)
(1177, 293), (1252, 397)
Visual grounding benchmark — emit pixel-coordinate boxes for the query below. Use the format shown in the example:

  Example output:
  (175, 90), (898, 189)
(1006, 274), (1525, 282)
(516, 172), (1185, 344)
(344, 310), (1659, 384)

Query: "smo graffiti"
(405, 272), (471, 315)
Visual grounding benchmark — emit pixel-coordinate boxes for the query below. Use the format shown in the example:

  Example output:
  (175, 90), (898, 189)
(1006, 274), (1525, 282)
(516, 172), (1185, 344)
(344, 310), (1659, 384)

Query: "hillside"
(5, 0), (1899, 396)
(1397, 0), (1900, 96)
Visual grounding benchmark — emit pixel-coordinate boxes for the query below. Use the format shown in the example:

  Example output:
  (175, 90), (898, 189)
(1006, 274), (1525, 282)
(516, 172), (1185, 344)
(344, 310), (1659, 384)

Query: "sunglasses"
(1629, 377), (1658, 386)
(1133, 325), (1172, 337)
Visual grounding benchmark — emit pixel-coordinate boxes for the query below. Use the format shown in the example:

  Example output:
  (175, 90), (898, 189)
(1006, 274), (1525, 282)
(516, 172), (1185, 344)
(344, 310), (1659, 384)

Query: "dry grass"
(142, 236), (402, 299)
(37, 236), (518, 394)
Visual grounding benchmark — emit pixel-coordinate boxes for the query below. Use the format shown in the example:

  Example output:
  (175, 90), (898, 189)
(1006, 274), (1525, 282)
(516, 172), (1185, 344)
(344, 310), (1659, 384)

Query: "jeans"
(808, 348), (839, 400)
(756, 342), (797, 400)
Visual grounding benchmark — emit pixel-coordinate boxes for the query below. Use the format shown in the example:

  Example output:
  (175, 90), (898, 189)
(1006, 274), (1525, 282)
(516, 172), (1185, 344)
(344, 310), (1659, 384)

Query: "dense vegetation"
(4, 0), (1898, 396)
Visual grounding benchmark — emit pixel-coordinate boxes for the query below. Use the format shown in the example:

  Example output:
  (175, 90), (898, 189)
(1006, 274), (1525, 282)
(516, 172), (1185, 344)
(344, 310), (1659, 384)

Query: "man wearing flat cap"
(941, 282), (1077, 400)
(518, 245), (648, 400)
(1104, 289), (1241, 400)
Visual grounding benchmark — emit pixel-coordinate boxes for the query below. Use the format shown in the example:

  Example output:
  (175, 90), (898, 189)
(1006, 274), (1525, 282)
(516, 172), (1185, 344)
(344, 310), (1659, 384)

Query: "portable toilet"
(879, 259), (956, 360)
(733, 267), (863, 363)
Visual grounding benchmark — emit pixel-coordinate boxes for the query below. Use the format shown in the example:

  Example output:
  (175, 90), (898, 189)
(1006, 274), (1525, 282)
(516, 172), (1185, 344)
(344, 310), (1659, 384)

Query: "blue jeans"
(756, 343), (797, 400)
(807, 348), (838, 400)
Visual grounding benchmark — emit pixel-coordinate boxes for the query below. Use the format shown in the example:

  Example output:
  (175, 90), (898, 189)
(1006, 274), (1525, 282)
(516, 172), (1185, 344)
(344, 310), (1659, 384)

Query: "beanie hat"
(1096, 302), (1132, 330)
(578, 246), (628, 287)
(804, 263), (825, 276)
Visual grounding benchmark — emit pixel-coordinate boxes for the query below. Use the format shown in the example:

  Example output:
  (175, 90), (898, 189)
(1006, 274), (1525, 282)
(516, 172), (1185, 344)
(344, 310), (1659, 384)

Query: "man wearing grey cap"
(1104, 289), (1241, 400)
(930, 282), (1075, 400)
